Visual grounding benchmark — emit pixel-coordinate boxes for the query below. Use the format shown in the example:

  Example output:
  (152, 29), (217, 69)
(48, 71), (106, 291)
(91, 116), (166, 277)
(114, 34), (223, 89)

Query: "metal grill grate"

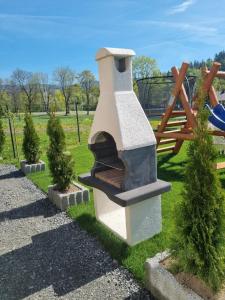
(95, 169), (125, 189)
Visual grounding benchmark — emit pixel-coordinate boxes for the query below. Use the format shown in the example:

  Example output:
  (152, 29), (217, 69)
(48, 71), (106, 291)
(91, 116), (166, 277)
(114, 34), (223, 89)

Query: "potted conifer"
(0, 116), (5, 160)
(47, 113), (89, 211)
(20, 113), (45, 174)
(145, 91), (225, 299)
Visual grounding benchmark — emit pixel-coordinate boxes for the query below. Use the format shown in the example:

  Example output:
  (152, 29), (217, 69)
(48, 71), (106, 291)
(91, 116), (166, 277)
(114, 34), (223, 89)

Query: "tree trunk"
(86, 93), (90, 115)
(27, 98), (32, 114)
(65, 99), (70, 115)
(46, 100), (50, 114)
(13, 99), (19, 114)
(14, 105), (19, 114)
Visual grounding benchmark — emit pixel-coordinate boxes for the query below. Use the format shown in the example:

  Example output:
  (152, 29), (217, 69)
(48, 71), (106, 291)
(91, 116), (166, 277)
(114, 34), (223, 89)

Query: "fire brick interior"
(90, 132), (125, 189)
(89, 131), (157, 192)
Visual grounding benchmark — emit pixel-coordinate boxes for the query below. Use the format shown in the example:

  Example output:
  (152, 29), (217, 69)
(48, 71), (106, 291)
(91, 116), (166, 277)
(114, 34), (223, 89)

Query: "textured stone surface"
(0, 164), (153, 300)
(145, 251), (203, 300)
(48, 182), (90, 211)
(20, 160), (45, 175)
(89, 47), (156, 151)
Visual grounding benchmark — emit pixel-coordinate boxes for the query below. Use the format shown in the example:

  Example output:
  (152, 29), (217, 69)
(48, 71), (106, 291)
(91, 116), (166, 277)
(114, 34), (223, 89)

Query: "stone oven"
(90, 131), (157, 191)
(79, 48), (171, 246)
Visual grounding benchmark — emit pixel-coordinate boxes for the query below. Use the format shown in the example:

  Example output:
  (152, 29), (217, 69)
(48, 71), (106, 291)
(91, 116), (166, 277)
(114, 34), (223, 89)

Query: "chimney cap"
(96, 47), (135, 61)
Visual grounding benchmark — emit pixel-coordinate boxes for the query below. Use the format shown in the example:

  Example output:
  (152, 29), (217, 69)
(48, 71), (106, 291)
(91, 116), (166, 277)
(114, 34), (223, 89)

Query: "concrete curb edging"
(145, 251), (203, 300)
(48, 181), (89, 211)
(20, 160), (45, 175)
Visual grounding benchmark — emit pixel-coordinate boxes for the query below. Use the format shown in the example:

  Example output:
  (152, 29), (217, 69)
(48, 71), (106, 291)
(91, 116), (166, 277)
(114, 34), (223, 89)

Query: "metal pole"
(6, 105), (16, 159)
(12, 117), (19, 162)
(8, 117), (16, 159)
(75, 100), (81, 143)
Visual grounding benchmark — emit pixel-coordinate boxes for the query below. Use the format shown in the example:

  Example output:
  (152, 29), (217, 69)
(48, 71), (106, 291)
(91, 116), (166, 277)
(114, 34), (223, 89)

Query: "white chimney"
(89, 47), (156, 151)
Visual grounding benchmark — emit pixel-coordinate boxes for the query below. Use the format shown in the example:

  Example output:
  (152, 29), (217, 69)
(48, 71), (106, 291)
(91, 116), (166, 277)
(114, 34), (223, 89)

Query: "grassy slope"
(1, 114), (225, 285)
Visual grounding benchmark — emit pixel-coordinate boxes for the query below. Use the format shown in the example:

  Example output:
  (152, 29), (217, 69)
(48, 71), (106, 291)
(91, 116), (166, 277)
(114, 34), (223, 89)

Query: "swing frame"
(155, 61), (225, 158)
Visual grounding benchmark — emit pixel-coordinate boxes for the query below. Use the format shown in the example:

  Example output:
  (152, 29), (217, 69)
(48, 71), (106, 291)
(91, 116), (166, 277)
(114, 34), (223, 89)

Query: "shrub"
(0, 106), (4, 117)
(22, 113), (40, 164)
(172, 92), (225, 291)
(47, 113), (74, 191)
(0, 117), (5, 155)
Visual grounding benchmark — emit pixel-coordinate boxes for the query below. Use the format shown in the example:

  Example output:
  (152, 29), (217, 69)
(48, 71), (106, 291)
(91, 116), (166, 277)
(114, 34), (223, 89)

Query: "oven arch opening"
(89, 131), (126, 190)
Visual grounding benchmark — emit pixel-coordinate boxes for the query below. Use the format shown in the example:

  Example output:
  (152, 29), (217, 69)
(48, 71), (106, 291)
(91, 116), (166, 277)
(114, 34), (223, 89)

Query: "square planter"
(145, 251), (215, 300)
(20, 160), (45, 175)
(48, 181), (89, 211)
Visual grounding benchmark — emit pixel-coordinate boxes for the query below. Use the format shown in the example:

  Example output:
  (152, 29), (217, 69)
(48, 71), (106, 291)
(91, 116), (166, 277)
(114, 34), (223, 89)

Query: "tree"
(0, 117), (5, 156)
(54, 90), (65, 111)
(53, 67), (75, 115)
(47, 113), (74, 191)
(11, 69), (38, 113)
(0, 78), (3, 93)
(187, 67), (201, 77)
(79, 70), (96, 115)
(214, 51), (225, 71)
(36, 73), (54, 113)
(132, 56), (160, 80)
(0, 78), (4, 113)
(0, 105), (4, 117)
(173, 86), (225, 291)
(189, 59), (213, 70)
(22, 113), (40, 164)
(213, 77), (225, 93)
(5, 79), (21, 114)
(0, 80), (11, 112)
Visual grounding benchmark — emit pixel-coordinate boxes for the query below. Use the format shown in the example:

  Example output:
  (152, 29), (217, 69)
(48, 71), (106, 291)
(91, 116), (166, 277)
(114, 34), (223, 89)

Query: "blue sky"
(0, 0), (225, 80)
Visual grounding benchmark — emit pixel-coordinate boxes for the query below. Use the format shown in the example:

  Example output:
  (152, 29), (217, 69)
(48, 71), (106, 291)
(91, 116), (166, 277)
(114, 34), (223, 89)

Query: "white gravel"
(0, 165), (154, 300)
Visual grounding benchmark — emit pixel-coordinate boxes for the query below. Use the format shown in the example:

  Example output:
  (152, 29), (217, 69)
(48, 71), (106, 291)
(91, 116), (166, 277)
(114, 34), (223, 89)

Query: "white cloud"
(168, 0), (196, 15)
(0, 14), (115, 40)
(134, 20), (217, 37)
(131, 19), (225, 47)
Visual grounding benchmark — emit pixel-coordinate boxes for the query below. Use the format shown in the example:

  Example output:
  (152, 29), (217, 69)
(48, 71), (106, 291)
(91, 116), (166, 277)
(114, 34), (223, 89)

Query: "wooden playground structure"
(155, 61), (225, 168)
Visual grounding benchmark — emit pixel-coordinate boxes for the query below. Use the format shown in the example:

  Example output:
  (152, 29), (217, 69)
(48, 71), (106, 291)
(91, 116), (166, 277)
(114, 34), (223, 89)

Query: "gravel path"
(0, 165), (153, 300)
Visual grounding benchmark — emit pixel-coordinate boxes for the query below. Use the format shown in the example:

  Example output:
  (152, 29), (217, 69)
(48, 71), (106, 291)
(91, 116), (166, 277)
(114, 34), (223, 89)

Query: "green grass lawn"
(1, 113), (94, 190)
(1, 113), (225, 286)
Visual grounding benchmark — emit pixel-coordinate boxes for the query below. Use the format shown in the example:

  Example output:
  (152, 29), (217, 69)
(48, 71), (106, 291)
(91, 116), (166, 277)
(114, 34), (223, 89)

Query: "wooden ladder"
(155, 62), (196, 154)
(156, 111), (188, 153)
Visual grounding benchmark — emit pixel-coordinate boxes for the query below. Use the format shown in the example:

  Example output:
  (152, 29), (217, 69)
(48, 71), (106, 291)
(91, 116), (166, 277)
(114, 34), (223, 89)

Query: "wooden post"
(74, 100), (81, 144)
(171, 63), (189, 97)
(203, 62), (221, 107)
(156, 62), (189, 145)
(171, 68), (196, 129)
(206, 70), (225, 79)
(171, 67), (196, 153)
(209, 86), (219, 107)
(12, 117), (19, 162)
(203, 62), (221, 92)
(8, 117), (16, 159)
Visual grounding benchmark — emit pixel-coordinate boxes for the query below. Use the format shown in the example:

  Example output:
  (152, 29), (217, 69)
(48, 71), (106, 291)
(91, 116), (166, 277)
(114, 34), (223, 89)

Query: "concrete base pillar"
(93, 188), (162, 246)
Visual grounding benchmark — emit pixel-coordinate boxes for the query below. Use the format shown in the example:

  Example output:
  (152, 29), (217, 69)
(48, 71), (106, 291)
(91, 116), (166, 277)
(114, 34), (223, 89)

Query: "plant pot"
(20, 160), (45, 175)
(145, 251), (203, 300)
(145, 251), (224, 300)
(48, 181), (89, 211)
